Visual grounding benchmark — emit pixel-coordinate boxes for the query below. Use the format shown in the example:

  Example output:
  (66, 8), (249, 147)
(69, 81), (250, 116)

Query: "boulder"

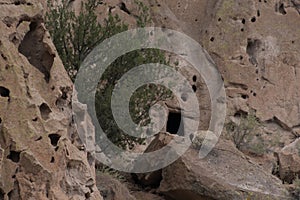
(277, 138), (300, 183)
(96, 172), (136, 200)
(139, 133), (292, 200)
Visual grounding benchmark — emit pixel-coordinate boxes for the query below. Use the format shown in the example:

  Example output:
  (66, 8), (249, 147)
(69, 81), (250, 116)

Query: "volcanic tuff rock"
(140, 133), (292, 200)
(0, 0), (102, 199)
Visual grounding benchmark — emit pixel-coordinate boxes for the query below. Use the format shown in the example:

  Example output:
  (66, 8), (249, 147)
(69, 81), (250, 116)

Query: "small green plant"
(226, 111), (260, 149)
(96, 165), (125, 182)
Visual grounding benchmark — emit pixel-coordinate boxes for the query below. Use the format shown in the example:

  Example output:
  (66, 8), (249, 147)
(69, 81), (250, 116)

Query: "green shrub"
(46, 0), (172, 149)
(225, 112), (260, 149)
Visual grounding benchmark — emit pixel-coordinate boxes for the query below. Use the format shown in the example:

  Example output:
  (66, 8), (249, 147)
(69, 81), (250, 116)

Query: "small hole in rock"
(278, 3), (287, 15)
(1, 53), (7, 61)
(192, 85), (197, 92)
(7, 151), (20, 163)
(256, 78), (259, 81)
(257, 10), (261, 17)
(54, 146), (59, 151)
(48, 134), (61, 146)
(195, 19), (198, 22)
(292, 41), (295, 44)
(240, 56), (244, 60)
(85, 192), (91, 199)
(35, 136), (42, 141)
(218, 18), (221, 21)
(192, 75), (197, 82)
(50, 157), (55, 163)
(0, 86), (10, 98)
(241, 28), (244, 32)
(0, 117), (2, 124)
(241, 94), (249, 99)
(39, 103), (52, 120)
(253, 92), (257, 97)
(242, 18), (246, 24)
(210, 37), (215, 42)
(251, 17), (256, 22)
(32, 117), (38, 121)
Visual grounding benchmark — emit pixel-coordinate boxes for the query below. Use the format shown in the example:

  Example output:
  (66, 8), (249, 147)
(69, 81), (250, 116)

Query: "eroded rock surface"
(142, 133), (292, 200)
(0, 1), (102, 199)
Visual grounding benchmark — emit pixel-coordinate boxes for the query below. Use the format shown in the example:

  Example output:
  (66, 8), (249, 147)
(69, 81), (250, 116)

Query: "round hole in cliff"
(166, 112), (184, 136)
(0, 117), (2, 124)
(54, 146), (59, 151)
(192, 75), (197, 82)
(48, 134), (61, 147)
(192, 85), (197, 92)
(240, 56), (244, 60)
(264, 0), (267, 3)
(257, 10), (261, 17)
(0, 86), (10, 98)
(256, 78), (259, 81)
(251, 17), (256, 22)
(195, 19), (198, 22)
(241, 94), (249, 99)
(210, 37), (215, 42)
(292, 41), (295, 44)
(253, 92), (257, 97)
(157, 3), (161, 7)
(32, 117), (38, 122)
(50, 157), (55, 163)
(255, 69), (259, 74)
(39, 103), (52, 120)
(218, 18), (222, 21)
(242, 18), (246, 24)
(241, 28), (244, 32)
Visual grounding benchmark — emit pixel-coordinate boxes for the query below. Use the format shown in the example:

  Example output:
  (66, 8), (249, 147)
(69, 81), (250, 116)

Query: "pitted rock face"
(0, 1), (102, 199)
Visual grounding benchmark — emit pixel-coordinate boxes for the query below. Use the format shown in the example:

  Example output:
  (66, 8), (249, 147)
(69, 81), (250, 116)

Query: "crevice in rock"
(48, 134), (61, 147)
(118, 2), (131, 15)
(18, 16), (54, 83)
(39, 103), (52, 120)
(0, 187), (4, 200)
(7, 151), (20, 163)
(227, 82), (248, 90)
(276, 3), (287, 15)
(7, 180), (20, 199)
(266, 116), (291, 131)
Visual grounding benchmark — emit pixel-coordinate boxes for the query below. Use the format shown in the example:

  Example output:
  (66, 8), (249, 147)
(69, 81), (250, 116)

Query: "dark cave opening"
(166, 112), (184, 136)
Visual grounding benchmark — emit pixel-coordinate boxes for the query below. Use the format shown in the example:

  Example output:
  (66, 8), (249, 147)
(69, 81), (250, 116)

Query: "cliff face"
(1, 0), (300, 199)
(0, 1), (101, 199)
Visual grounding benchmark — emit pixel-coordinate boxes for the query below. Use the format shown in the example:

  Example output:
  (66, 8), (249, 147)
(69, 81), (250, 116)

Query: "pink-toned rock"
(0, 1), (102, 199)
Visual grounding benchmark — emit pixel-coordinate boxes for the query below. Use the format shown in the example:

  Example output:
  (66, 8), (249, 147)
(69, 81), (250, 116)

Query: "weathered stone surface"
(96, 172), (136, 200)
(141, 133), (292, 200)
(277, 138), (300, 183)
(0, 1), (102, 199)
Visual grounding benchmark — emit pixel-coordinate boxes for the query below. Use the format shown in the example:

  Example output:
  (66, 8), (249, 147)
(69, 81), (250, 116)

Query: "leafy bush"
(226, 112), (260, 149)
(46, 0), (172, 149)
